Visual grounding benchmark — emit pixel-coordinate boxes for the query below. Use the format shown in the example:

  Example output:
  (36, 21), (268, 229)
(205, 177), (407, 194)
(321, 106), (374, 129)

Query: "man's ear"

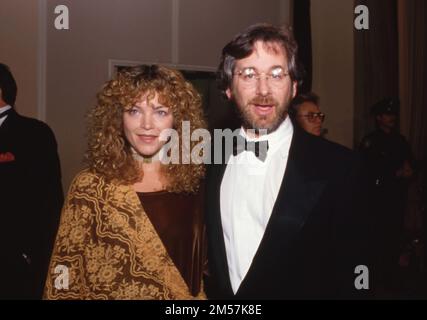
(225, 88), (232, 100)
(292, 81), (297, 99)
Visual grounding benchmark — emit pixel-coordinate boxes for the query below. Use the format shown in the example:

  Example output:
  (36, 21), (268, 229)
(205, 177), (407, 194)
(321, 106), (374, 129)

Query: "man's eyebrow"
(239, 65), (285, 71)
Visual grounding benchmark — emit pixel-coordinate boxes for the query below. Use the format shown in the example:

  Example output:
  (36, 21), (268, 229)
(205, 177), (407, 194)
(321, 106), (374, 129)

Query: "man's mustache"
(249, 96), (278, 106)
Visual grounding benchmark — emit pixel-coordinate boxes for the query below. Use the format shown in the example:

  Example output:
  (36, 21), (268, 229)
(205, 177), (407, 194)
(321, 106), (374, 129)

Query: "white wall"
(179, 0), (284, 67)
(311, 0), (355, 148)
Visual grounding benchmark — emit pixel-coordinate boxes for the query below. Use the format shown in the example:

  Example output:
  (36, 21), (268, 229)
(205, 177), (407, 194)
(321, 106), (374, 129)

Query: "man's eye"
(242, 68), (257, 78)
(157, 110), (168, 116)
(271, 68), (284, 79)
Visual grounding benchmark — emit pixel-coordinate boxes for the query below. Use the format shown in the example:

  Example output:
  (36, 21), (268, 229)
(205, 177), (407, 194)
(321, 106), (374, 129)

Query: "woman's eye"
(157, 110), (168, 116)
(128, 108), (139, 115)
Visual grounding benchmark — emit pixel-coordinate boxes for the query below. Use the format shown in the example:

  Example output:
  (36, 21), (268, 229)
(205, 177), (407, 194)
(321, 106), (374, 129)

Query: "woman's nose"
(141, 114), (154, 129)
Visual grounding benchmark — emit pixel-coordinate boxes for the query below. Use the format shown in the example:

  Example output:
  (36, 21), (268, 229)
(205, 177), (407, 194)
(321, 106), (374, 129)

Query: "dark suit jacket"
(0, 109), (63, 299)
(205, 127), (373, 299)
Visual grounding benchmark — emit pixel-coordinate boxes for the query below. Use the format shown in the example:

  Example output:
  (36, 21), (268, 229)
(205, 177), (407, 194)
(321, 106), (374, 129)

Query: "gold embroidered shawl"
(44, 170), (206, 300)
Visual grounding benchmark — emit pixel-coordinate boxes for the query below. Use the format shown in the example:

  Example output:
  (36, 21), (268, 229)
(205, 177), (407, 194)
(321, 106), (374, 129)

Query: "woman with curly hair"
(44, 65), (207, 299)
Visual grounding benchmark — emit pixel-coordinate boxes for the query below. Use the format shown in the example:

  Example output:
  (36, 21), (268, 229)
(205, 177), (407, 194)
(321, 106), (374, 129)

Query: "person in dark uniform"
(360, 98), (414, 292)
(0, 63), (64, 299)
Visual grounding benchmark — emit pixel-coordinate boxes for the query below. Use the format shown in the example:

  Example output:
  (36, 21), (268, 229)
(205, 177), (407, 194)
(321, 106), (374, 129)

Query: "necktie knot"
(232, 136), (269, 161)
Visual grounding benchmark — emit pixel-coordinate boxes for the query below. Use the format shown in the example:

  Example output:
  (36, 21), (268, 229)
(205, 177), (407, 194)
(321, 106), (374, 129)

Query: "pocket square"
(0, 152), (15, 163)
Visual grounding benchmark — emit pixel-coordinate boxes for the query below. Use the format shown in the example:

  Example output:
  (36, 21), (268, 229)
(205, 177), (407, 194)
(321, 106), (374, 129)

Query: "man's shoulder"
(394, 132), (410, 145)
(11, 112), (56, 141)
(360, 131), (376, 147)
(297, 129), (356, 162)
(18, 114), (54, 136)
(293, 129), (360, 178)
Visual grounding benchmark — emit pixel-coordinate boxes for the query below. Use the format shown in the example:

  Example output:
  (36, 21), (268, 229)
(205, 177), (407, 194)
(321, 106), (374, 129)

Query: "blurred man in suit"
(0, 63), (63, 299)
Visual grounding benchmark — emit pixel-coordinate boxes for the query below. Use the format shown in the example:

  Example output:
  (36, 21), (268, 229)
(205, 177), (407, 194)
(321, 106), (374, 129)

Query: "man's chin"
(246, 121), (281, 134)
(240, 108), (288, 133)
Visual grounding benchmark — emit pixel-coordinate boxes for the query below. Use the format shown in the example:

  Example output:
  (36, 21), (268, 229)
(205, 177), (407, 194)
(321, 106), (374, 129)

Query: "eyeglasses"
(233, 67), (290, 88)
(298, 112), (325, 123)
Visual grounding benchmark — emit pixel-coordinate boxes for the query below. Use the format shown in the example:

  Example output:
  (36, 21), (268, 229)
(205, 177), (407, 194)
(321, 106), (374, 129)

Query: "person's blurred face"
(123, 93), (174, 157)
(296, 102), (324, 136)
(226, 41), (297, 134)
(376, 113), (397, 131)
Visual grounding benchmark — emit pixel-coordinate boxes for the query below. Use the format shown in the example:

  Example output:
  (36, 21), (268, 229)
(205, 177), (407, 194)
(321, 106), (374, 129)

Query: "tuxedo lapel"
(236, 128), (327, 296)
(206, 160), (234, 296)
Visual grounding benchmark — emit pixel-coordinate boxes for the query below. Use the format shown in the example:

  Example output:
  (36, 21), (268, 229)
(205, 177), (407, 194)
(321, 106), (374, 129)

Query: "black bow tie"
(0, 108), (12, 120)
(232, 136), (269, 161)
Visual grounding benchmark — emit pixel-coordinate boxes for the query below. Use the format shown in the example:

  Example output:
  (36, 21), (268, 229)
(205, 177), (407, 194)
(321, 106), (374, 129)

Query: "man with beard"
(205, 23), (372, 299)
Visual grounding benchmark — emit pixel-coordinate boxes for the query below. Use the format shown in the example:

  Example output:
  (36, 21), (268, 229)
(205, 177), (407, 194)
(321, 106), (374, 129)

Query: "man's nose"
(255, 76), (271, 96)
(314, 116), (322, 123)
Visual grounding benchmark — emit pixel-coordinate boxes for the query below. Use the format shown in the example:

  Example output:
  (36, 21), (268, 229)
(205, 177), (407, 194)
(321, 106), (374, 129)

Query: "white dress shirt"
(220, 116), (294, 293)
(0, 105), (12, 127)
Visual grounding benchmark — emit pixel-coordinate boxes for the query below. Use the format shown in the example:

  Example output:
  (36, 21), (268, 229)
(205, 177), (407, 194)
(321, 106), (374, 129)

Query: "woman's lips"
(254, 104), (274, 116)
(137, 135), (157, 143)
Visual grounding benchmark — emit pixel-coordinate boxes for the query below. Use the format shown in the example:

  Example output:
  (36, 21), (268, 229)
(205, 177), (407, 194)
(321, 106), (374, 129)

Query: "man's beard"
(236, 95), (290, 134)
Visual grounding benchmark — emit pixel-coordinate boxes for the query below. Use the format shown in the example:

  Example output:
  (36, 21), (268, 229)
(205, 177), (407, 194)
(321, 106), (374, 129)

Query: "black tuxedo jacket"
(0, 109), (63, 299)
(205, 127), (373, 299)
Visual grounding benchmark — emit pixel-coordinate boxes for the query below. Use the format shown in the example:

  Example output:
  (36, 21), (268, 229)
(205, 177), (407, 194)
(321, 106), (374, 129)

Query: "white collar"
(0, 105), (12, 128)
(239, 116), (294, 159)
(0, 105), (12, 114)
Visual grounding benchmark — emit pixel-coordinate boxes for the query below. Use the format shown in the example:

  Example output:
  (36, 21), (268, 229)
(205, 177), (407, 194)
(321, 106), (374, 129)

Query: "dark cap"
(370, 98), (400, 116)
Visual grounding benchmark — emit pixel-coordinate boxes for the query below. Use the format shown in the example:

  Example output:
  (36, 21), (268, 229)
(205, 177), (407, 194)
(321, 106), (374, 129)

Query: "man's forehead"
(255, 40), (286, 54)
(246, 40), (287, 59)
(235, 40), (288, 67)
(299, 102), (320, 112)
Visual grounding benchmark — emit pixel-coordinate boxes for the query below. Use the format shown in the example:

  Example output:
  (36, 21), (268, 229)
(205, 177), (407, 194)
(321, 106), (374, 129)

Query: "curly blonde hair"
(86, 65), (207, 193)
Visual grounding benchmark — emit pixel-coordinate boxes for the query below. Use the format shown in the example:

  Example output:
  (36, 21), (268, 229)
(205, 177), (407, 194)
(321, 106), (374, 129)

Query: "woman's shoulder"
(68, 169), (110, 194)
(72, 168), (103, 184)
(68, 169), (128, 200)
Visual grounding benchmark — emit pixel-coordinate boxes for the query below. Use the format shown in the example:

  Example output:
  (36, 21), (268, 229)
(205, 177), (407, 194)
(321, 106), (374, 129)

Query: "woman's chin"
(134, 147), (162, 159)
